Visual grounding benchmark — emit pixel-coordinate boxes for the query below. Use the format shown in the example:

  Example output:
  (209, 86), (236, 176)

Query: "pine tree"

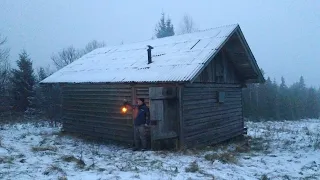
(306, 87), (319, 118)
(155, 13), (175, 38)
(10, 50), (35, 112)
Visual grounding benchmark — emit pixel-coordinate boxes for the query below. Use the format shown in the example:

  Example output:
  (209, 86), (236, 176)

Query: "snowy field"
(0, 119), (319, 180)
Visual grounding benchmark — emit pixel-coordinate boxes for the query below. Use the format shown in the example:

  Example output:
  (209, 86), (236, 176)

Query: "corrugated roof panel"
(41, 24), (238, 83)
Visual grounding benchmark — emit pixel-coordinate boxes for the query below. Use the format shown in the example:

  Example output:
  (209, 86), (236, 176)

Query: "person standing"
(124, 98), (150, 151)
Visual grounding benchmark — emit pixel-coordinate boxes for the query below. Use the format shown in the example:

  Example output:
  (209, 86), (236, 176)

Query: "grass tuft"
(0, 156), (14, 164)
(31, 146), (57, 152)
(185, 161), (199, 173)
(58, 176), (68, 180)
(260, 174), (269, 180)
(204, 152), (238, 164)
(61, 155), (85, 168)
(43, 165), (66, 176)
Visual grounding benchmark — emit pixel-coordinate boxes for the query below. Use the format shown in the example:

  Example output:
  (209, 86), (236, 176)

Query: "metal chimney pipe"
(147, 45), (154, 64)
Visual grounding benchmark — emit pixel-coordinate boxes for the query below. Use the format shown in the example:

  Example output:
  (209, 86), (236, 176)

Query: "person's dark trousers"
(134, 125), (147, 149)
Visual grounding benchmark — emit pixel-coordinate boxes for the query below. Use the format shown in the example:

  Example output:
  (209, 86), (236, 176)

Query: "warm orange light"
(121, 107), (128, 113)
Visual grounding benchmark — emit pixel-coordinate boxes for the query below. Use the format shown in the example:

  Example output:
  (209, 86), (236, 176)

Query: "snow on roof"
(42, 24), (238, 83)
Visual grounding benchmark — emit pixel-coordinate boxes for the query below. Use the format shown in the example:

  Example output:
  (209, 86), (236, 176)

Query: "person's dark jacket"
(134, 103), (150, 126)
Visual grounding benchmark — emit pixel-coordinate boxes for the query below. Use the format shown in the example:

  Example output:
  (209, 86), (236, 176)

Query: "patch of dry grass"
(0, 156), (14, 164)
(204, 152), (238, 164)
(0, 136), (3, 147)
(43, 165), (66, 176)
(61, 155), (85, 168)
(260, 174), (270, 180)
(31, 146), (57, 152)
(58, 176), (68, 180)
(185, 161), (199, 173)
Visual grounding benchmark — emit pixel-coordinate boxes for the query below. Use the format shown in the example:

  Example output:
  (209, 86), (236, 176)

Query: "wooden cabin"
(41, 24), (264, 149)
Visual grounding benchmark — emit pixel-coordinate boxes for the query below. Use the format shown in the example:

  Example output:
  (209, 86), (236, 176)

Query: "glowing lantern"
(121, 106), (128, 114)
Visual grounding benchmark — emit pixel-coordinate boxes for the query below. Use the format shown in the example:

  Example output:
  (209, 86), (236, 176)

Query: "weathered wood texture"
(149, 87), (178, 136)
(194, 48), (242, 84)
(61, 84), (135, 143)
(181, 83), (244, 147)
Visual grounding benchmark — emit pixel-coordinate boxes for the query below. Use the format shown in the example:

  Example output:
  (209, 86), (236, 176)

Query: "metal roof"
(42, 24), (239, 83)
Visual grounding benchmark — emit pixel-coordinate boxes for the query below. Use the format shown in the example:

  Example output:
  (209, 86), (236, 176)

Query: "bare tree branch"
(179, 14), (196, 34)
(0, 34), (10, 93)
(83, 40), (105, 54)
(51, 40), (105, 70)
(51, 46), (81, 70)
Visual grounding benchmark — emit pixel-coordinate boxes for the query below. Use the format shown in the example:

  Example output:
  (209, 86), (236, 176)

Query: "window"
(217, 91), (225, 103)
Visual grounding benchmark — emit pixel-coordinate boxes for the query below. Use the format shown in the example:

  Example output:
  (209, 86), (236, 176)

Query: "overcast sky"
(1, 0), (319, 87)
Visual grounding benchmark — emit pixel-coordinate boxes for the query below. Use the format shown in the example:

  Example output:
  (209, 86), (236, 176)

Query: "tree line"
(0, 12), (318, 121)
(243, 74), (320, 120)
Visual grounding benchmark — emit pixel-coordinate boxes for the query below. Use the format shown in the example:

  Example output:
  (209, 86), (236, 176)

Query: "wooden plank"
(182, 93), (217, 101)
(184, 128), (244, 147)
(184, 107), (242, 121)
(184, 104), (242, 117)
(183, 101), (241, 111)
(63, 116), (132, 127)
(183, 88), (241, 94)
(62, 84), (131, 89)
(62, 92), (132, 97)
(64, 104), (124, 111)
(184, 111), (242, 126)
(178, 87), (185, 148)
(64, 112), (130, 121)
(184, 121), (243, 143)
(63, 124), (133, 143)
(184, 116), (243, 135)
(184, 112), (242, 127)
(62, 88), (131, 93)
(150, 100), (164, 121)
(184, 83), (241, 88)
(183, 98), (218, 106)
(63, 122), (133, 137)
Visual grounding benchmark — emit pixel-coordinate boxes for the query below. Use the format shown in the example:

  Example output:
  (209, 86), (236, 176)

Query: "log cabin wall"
(180, 49), (244, 148)
(181, 84), (243, 147)
(61, 84), (135, 144)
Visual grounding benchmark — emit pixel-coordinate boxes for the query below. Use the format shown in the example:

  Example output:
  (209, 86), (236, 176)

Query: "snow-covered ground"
(0, 119), (319, 180)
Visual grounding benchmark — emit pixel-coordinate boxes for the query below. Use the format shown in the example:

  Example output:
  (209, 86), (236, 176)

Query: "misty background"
(1, 0), (319, 87)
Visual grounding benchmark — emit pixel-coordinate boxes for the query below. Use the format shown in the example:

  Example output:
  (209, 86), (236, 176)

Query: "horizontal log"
(185, 132), (237, 147)
(62, 92), (132, 97)
(64, 112), (130, 121)
(182, 93), (218, 101)
(63, 96), (130, 101)
(183, 98), (218, 106)
(75, 121), (132, 133)
(63, 103), (126, 111)
(183, 101), (241, 111)
(184, 83), (241, 88)
(63, 107), (128, 117)
(184, 116), (243, 136)
(62, 88), (131, 93)
(63, 117), (133, 128)
(184, 111), (242, 126)
(184, 112), (242, 127)
(184, 107), (242, 121)
(184, 128), (244, 147)
(63, 124), (133, 143)
(62, 98), (126, 105)
(63, 122), (133, 138)
(184, 121), (243, 143)
(62, 84), (131, 89)
(184, 104), (242, 117)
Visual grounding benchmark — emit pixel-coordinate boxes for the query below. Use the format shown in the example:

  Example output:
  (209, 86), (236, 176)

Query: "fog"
(1, 0), (319, 86)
